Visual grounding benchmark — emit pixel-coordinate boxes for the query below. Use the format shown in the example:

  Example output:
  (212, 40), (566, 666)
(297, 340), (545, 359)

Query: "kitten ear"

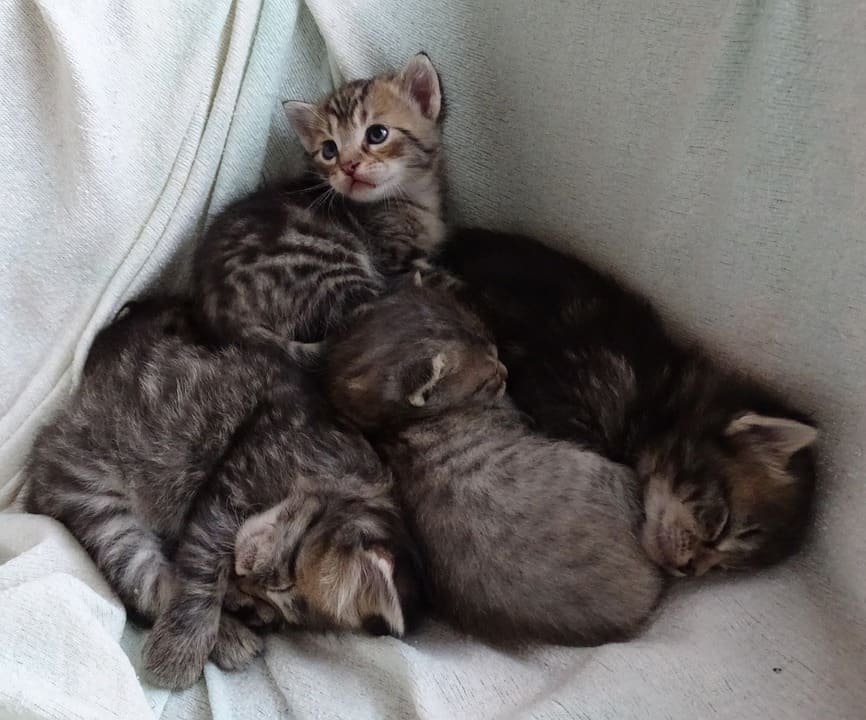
(406, 352), (447, 407)
(283, 101), (323, 153)
(396, 53), (442, 121)
(355, 547), (405, 637)
(725, 413), (818, 462)
(235, 504), (283, 577)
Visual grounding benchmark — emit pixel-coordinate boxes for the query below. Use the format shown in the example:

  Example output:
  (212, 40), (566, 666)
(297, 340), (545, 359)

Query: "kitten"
(193, 53), (446, 352)
(24, 298), (420, 689)
(326, 282), (663, 646)
(436, 228), (818, 577)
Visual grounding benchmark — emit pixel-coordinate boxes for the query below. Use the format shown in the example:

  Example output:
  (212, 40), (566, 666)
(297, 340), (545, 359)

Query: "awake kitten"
(326, 283), (663, 646)
(24, 299), (420, 689)
(437, 228), (818, 577)
(193, 53), (446, 352)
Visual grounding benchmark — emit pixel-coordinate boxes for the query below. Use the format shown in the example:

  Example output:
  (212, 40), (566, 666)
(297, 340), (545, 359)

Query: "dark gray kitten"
(24, 299), (420, 689)
(193, 53), (446, 351)
(437, 229), (818, 577)
(326, 283), (663, 645)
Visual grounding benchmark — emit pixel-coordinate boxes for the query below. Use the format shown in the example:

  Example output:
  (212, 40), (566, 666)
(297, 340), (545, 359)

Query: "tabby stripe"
(288, 506), (327, 579)
(425, 433), (484, 466)
(292, 236), (366, 259)
(252, 243), (352, 264)
(394, 127), (436, 156)
(356, 80), (372, 109)
(313, 266), (377, 284)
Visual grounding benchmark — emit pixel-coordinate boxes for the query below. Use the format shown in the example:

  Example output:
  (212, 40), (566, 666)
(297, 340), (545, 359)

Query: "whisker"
(281, 181), (331, 197)
(326, 188), (337, 223)
(391, 183), (410, 205)
(314, 188), (336, 216)
(306, 187), (334, 214)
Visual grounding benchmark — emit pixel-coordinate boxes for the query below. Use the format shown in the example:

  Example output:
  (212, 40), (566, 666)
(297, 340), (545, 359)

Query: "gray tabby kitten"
(193, 53), (445, 350)
(327, 282), (663, 645)
(24, 299), (420, 689)
(437, 229), (818, 576)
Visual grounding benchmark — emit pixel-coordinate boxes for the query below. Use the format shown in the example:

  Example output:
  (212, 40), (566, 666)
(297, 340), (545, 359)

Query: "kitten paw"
(142, 612), (216, 689)
(210, 614), (264, 671)
(224, 583), (280, 630)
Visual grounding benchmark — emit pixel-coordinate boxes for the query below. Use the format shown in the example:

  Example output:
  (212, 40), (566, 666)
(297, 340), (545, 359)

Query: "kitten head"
(639, 411), (817, 576)
(284, 53), (443, 204)
(326, 280), (507, 431)
(84, 297), (200, 378)
(233, 484), (423, 637)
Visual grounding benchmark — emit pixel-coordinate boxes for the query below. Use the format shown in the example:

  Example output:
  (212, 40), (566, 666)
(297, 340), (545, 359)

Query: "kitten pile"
(24, 54), (818, 690)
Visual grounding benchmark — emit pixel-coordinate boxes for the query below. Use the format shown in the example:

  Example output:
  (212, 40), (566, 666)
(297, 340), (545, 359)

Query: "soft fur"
(327, 284), (663, 645)
(193, 53), (446, 352)
(437, 228), (818, 576)
(24, 299), (420, 689)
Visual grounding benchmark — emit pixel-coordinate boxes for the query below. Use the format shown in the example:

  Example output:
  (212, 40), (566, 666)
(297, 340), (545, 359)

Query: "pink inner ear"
(410, 76), (434, 116)
(400, 60), (439, 119)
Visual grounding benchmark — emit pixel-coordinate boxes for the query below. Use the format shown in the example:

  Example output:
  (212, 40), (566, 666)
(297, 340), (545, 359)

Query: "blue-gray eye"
(365, 124), (388, 144)
(321, 140), (338, 160)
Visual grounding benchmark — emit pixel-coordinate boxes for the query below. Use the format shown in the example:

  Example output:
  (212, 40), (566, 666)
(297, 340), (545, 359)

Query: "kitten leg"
(142, 504), (235, 689)
(57, 493), (177, 623)
(210, 613), (264, 671)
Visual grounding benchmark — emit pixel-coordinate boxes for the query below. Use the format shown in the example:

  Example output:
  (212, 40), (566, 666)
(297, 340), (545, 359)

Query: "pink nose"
(342, 161), (359, 176)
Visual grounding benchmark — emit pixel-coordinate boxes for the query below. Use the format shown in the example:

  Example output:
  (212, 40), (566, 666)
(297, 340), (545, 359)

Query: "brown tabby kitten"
(326, 282), (663, 646)
(24, 299), (420, 689)
(193, 53), (445, 352)
(437, 229), (818, 577)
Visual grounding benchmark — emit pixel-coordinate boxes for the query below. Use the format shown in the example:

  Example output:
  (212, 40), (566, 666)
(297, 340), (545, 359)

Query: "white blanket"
(1, 1), (864, 718)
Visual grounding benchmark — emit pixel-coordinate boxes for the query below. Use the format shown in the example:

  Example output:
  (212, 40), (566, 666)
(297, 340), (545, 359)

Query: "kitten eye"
(681, 488), (702, 504)
(736, 527), (764, 542)
(268, 583), (295, 593)
(365, 124), (389, 144)
(321, 140), (338, 160)
(708, 507), (731, 542)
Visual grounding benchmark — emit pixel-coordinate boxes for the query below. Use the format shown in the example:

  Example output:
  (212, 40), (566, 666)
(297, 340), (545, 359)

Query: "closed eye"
(681, 488), (702, 504)
(736, 527), (764, 542)
(708, 507), (731, 543)
(268, 583), (295, 593)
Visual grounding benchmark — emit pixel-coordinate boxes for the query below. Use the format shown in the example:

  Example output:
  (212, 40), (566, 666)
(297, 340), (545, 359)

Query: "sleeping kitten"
(437, 229), (818, 577)
(326, 282), (663, 645)
(24, 298), (420, 689)
(193, 53), (446, 352)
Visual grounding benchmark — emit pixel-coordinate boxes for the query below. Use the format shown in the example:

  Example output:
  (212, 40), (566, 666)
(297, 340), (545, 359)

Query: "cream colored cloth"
(1, 1), (864, 718)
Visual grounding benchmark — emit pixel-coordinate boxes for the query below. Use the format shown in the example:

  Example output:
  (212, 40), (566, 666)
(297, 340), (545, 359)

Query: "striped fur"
(24, 298), (420, 689)
(194, 53), (446, 350)
(437, 229), (818, 576)
(326, 285), (663, 646)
